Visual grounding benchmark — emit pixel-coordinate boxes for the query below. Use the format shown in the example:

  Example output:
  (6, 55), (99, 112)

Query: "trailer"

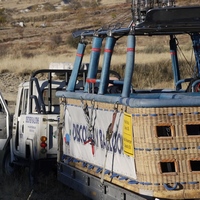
(56, 1), (200, 199)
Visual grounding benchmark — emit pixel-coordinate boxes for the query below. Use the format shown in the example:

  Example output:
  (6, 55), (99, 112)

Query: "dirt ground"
(0, 1), (198, 200)
(0, 169), (89, 200)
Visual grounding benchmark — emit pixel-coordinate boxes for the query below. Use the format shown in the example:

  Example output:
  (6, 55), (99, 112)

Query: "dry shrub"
(114, 45), (126, 55)
(9, 45), (22, 59)
(142, 43), (167, 54)
(22, 51), (34, 58)
(177, 0), (200, 6)
(66, 34), (80, 49)
(50, 34), (62, 46)
(146, 59), (194, 89)
(28, 3), (55, 12)
(0, 44), (9, 58)
(42, 2), (56, 11)
(111, 58), (194, 90)
(47, 35), (63, 51)
(0, 68), (10, 73)
(0, 8), (7, 24)
(92, 17), (103, 27)
(18, 68), (33, 77)
(68, 1), (82, 10)
(84, 43), (92, 55)
(15, 27), (24, 39)
(178, 59), (196, 78)
(133, 60), (173, 88)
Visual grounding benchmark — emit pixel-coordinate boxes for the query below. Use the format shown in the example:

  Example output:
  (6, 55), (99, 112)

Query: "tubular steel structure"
(132, 0), (176, 23)
(56, 3), (200, 200)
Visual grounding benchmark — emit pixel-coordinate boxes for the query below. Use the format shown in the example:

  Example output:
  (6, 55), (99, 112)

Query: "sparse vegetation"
(68, 0), (82, 10)
(0, 44), (9, 57)
(15, 27), (24, 39)
(0, 8), (7, 24)
(66, 33), (80, 49)
(0, 1), (199, 200)
(50, 34), (63, 49)
(143, 43), (167, 54)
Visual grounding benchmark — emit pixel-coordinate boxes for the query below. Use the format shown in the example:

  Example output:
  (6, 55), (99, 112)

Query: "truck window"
(43, 89), (59, 106)
(0, 102), (3, 113)
(20, 89), (29, 114)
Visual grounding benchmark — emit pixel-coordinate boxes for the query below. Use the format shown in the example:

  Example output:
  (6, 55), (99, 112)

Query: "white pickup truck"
(0, 69), (86, 179)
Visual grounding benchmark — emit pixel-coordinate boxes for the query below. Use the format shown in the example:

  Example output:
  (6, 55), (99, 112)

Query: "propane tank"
(132, 0), (176, 24)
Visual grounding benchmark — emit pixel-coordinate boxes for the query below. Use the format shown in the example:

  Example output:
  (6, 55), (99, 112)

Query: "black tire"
(29, 159), (36, 187)
(2, 146), (17, 175)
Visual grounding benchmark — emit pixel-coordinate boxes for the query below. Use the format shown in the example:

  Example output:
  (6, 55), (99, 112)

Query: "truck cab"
(0, 69), (83, 175)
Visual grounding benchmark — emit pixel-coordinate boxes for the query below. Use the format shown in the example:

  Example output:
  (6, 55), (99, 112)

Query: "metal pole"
(98, 36), (116, 95)
(191, 33), (200, 78)
(84, 36), (103, 93)
(122, 34), (135, 97)
(170, 35), (180, 90)
(67, 42), (86, 92)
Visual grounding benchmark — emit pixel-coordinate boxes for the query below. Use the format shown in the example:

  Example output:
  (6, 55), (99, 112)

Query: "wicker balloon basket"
(66, 99), (200, 199)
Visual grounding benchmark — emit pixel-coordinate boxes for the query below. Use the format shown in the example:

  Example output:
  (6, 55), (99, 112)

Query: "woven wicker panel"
(131, 106), (200, 196)
(63, 98), (200, 198)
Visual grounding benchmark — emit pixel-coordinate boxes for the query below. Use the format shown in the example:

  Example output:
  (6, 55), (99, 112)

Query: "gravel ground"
(0, 168), (89, 200)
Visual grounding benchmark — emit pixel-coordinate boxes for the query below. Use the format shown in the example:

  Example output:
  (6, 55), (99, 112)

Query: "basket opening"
(190, 160), (200, 171)
(160, 162), (176, 173)
(156, 126), (172, 137)
(186, 124), (200, 136)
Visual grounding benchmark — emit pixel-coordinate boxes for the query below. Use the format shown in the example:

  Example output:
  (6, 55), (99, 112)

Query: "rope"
(111, 106), (123, 174)
(176, 37), (194, 76)
(101, 103), (118, 184)
(81, 98), (96, 155)
(81, 98), (90, 125)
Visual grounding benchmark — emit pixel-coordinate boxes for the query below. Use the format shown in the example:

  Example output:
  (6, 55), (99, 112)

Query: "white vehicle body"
(11, 81), (59, 162)
(0, 69), (74, 175)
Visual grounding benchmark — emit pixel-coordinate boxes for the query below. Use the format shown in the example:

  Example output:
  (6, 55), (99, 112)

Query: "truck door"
(0, 92), (10, 150)
(18, 88), (28, 156)
(12, 85), (29, 157)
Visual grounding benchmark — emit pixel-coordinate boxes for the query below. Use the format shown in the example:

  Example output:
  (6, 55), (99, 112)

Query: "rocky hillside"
(0, 0), (198, 58)
(0, 1), (131, 58)
(0, 0), (198, 110)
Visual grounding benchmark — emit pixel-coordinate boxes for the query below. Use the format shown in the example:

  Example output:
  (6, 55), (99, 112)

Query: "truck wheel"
(2, 147), (16, 175)
(29, 160), (36, 186)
